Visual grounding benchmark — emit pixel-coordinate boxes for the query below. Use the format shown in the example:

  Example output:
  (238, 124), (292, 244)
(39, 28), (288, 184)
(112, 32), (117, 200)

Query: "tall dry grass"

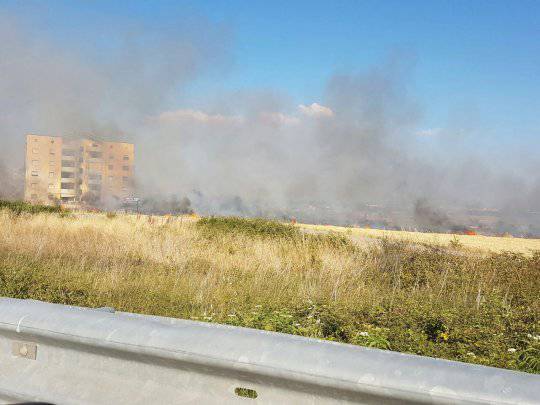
(0, 210), (538, 372)
(300, 223), (540, 256)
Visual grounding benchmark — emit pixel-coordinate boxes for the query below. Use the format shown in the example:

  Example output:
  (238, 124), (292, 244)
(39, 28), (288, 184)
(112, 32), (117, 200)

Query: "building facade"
(25, 134), (134, 207)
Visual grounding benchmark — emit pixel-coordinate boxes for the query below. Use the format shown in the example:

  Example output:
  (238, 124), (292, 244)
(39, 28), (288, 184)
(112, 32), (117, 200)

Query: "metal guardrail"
(0, 298), (537, 404)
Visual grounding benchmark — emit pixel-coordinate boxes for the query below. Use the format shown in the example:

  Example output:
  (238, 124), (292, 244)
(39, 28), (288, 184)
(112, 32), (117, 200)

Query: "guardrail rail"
(0, 298), (538, 404)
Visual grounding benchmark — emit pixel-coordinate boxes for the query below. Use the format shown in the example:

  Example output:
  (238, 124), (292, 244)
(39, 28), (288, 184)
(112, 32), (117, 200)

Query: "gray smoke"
(0, 9), (231, 185)
(1, 8), (539, 235)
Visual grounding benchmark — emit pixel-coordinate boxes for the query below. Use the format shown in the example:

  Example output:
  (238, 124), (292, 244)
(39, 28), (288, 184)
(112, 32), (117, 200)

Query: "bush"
(0, 200), (64, 215)
(197, 216), (300, 239)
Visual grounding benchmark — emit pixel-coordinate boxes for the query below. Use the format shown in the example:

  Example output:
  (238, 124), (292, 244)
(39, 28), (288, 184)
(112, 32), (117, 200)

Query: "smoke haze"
(1, 8), (539, 234)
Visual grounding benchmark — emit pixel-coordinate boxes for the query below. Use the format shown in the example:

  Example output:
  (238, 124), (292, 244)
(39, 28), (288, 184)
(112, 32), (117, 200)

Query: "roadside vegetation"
(0, 208), (538, 373)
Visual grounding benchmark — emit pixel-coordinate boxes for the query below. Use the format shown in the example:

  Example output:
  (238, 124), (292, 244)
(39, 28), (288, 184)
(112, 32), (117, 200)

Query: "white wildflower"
(466, 352), (476, 357)
(508, 348), (517, 353)
(227, 314), (236, 317)
(359, 331), (369, 337)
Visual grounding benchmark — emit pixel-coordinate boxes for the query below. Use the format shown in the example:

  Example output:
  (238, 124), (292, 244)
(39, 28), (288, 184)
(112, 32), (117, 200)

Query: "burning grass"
(0, 209), (538, 373)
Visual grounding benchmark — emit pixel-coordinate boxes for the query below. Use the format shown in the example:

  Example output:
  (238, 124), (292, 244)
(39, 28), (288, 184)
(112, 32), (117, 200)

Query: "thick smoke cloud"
(0, 10), (230, 181)
(0, 9), (538, 234)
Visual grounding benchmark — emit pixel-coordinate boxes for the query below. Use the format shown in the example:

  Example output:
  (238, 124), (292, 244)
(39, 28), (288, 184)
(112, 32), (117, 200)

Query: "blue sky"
(3, 0), (540, 152)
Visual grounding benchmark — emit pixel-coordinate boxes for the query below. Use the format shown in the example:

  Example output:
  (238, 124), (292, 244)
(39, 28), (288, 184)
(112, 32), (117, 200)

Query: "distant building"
(24, 134), (134, 207)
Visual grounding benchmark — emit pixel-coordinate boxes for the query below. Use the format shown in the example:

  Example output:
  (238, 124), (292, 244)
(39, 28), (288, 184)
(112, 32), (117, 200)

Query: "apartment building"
(25, 134), (134, 207)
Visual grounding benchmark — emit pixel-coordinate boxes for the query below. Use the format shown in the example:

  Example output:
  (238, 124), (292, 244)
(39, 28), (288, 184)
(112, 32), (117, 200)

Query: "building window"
(109, 155), (114, 160)
(51, 140), (55, 144)
(50, 150), (55, 155)
(31, 171), (38, 176)
(31, 183), (38, 189)
(92, 143), (99, 147)
(122, 165), (129, 171)
(32, 160), (39, 167)
(89, 151), (102, 158)
(32, 148), (38, 153)
(33, 138), (38, 142)
(108, 165), (113, 170)
(61, 172), (75, 179)
(49, 172), (55, 178)
(123, 155), (129, 161)
(108, 176), (113, 181)
(61, 183), (75, 189)
(62, 149), (76, 156)
(49, 161), (55, 166)
(89, 184), (101, 191)
(62, 160), (75, 167)
(88, 173), (102, 181)
(48, 184), (55, 189)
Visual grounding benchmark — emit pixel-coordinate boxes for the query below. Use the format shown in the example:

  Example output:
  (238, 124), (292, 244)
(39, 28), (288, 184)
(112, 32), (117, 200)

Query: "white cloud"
(157, 109), (243, 125)
(259, 112), (300, 126)
(298, 102), (334, 118)
(158, 105), (333, 128)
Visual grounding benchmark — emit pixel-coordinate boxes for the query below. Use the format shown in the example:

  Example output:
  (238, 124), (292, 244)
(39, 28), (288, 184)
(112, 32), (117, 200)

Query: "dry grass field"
(300, 223), (540, 256)
(0, 207), (538, 373)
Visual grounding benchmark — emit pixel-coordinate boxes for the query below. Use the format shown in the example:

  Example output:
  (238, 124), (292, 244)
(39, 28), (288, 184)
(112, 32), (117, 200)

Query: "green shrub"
(0, 200), (64, 215)
(304, 232), (357, 251)
(422, 317), (448, 342)
(197, 216), (299, 239)
(518, 346), (540, 373)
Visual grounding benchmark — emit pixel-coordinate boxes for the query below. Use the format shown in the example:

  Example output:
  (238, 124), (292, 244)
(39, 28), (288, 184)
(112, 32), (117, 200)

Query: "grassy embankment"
(0, 202), (538, 373)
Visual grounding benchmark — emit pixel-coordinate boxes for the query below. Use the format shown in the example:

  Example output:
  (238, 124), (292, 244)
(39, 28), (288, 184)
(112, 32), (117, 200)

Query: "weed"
(449, 235), (463, 249)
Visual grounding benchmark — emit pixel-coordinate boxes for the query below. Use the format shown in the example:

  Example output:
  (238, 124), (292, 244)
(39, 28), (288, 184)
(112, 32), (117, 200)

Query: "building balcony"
(60, 190), (77, 196)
